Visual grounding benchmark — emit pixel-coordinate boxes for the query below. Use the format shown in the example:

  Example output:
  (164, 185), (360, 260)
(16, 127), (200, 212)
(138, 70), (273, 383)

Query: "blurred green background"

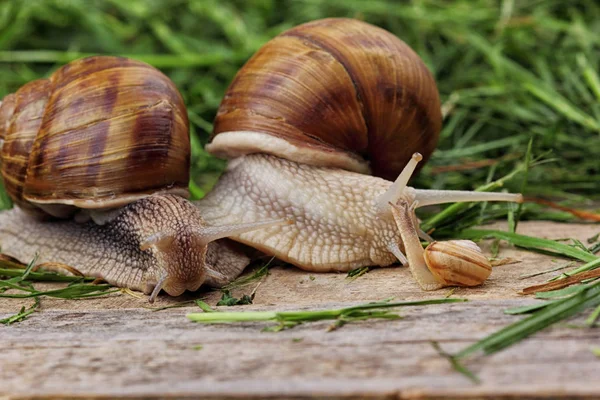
(0, 0), (599, 222)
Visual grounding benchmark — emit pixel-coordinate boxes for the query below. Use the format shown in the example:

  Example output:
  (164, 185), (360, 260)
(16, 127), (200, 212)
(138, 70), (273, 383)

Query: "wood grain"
(1, 220), (599, 399)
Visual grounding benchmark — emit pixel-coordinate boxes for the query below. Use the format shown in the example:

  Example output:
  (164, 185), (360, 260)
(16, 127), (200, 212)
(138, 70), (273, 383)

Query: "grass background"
(0, 0), (599, 225)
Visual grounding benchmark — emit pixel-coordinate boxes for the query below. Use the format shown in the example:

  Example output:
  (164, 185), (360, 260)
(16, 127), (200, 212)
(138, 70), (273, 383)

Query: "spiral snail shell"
(424, 240), (493, 287)
(208, 18), (442, 181)
(390, 200), (492, 290)
(0, 56), (190, 219)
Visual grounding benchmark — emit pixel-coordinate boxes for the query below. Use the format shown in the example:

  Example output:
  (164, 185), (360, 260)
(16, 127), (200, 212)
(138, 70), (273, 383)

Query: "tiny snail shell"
(424, 240), (493, 287)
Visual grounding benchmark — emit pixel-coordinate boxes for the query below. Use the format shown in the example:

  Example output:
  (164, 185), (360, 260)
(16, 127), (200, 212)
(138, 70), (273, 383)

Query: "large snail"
(0, 56), (284, 302)
(197, 18), (519, 290)
(0, 19), (521, 301)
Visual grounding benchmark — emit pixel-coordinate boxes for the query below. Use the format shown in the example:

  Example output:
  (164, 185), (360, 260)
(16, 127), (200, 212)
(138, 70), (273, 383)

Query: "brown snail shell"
(424, 240), (493, 287)
(0, 56), (190, 217)
(208, 18), (442, 181)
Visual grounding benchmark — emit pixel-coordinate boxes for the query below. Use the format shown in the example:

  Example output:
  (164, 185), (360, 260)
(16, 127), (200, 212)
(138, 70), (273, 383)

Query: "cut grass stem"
(187, 298), (467, 329)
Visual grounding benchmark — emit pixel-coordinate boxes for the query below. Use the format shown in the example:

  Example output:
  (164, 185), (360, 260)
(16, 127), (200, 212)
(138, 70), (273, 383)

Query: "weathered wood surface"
(1, 221), (600, 399)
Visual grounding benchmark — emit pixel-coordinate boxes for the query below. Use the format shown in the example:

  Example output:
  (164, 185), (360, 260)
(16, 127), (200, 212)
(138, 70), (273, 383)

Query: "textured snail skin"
(0, 194), (251, 296)
(197, 155), (404, 271)
(196, 154), (522, 274)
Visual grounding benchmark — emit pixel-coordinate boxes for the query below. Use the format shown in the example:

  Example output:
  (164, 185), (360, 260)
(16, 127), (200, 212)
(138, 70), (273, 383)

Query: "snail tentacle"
(412, 189), (523, 208)
(375, 152), (423, 216)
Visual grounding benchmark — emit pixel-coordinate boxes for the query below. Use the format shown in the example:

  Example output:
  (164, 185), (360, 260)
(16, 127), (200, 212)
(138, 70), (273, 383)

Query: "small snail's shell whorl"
(424, 240), (492, 287)
(0, 56), (190, 215)
(209, 18), (442, 180)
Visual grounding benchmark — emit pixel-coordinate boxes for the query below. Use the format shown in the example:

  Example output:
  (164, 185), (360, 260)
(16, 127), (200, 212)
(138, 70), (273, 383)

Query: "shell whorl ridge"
(0, 56), (190, 216)
(209, 18), (442, 180)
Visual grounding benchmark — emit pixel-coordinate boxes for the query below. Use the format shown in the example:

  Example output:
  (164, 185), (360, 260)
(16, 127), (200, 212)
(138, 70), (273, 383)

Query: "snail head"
(136, 194), (289, 302)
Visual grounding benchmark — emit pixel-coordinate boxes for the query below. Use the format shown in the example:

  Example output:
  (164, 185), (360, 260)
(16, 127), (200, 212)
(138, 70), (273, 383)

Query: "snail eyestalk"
(418, 228), (434, 243)
(413, 190), (524, 208)
(376, 152), (422, 215)
(374, 152), (523, 214)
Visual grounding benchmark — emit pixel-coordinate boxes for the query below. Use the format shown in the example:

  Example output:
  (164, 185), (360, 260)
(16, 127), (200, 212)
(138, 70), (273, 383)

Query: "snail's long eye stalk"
(412, 189), (523, 208)
(376, 152), (422, 215)
(387, 242), (408, 266)
(375, 152), (523, 216)
(141, 219), (292, 252)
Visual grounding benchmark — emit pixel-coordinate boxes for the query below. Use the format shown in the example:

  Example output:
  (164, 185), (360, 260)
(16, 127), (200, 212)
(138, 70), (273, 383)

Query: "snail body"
(197, 18), (521, 289)
(0, 56), (283, 301)
(0, 19), (521, 297)
(197, 153), (511, 288)
(0, 195), (256, 300)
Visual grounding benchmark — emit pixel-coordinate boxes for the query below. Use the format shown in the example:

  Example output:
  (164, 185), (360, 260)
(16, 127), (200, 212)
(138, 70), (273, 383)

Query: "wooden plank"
(1, 301), (599, 399)
(1, 221), (600, 399)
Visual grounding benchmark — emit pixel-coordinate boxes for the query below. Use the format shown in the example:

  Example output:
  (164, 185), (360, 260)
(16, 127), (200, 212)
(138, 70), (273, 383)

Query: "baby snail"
(388, 182), (492, 291)
(0, 56), (285, 302)
(196, 18), (522, 289)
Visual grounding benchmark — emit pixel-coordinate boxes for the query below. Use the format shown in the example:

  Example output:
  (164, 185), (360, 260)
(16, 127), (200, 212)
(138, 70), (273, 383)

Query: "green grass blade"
(0, 299), (38, 325)
(547, 258), (600, 281)
(0, 268), (95, 282)
(456, 282), (600, 358)
(460, 229), (599, 263)
(187, 298), (467, 326)
(504, 302), (552, 315)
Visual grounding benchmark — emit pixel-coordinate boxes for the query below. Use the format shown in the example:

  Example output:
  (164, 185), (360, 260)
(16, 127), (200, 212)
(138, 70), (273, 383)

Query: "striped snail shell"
(207, 18), (442, 181)
(0, 56), (190, 218)
(389, 200), (493, 290)
(424, 240), (493, 287)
